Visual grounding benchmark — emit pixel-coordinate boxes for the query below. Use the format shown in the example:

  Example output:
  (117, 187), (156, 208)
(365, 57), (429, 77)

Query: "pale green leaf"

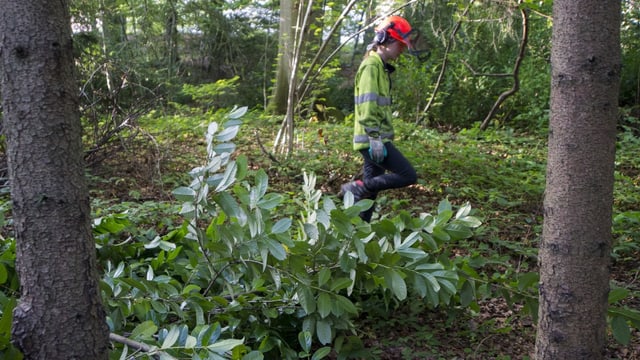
(227, 105), (248, 119)
(316, 320), (332, 345)
(214, 161), (237, 192)
(298, 331), (312, 353)
(172, 187), (196, 202)
(207, 338), (244, 353)
(215, 125), (240, 142)
(265, 238), (287, 260)
(271, 218), (291, 234)
(161, 327), (180, 349)
(386, 269), (407, 301)
(311, 347), (332, 360)
(130, 320), (158, 340)
(317, 293), (332, 318)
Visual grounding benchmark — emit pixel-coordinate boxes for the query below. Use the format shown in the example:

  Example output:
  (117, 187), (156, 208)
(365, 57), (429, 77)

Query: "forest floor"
(88, 122), (640, 360)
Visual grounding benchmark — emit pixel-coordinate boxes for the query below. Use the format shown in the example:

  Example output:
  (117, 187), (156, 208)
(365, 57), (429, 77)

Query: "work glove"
(368, 136), (387, 163)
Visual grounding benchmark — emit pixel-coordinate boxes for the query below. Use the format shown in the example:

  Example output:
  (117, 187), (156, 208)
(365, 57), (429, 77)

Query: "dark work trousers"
(358, 141), (417, 222)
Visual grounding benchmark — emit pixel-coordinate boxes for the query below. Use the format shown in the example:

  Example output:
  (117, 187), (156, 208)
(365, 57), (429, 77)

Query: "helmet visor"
(406, 30), (430, 60)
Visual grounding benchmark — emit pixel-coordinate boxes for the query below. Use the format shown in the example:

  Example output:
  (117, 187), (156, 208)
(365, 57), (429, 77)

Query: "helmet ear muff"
(374, 22), (395, 44)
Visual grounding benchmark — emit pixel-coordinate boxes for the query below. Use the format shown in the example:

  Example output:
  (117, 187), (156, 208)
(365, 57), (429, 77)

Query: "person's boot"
(340, 180), (372, 203)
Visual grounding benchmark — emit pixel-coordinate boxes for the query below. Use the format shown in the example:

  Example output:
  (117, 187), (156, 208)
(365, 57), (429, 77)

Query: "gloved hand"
(368, 137), (387, 163)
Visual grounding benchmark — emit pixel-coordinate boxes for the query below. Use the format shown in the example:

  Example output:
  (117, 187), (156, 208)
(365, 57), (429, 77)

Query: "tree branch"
(479, 4), (529, 130)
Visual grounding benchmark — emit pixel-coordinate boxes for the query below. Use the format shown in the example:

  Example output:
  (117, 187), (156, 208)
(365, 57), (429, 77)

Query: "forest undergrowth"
(82, 111), (640, 360)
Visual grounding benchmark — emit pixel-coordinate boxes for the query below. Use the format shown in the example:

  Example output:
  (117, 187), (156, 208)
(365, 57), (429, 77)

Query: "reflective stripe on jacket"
(353, 51), (395, 151)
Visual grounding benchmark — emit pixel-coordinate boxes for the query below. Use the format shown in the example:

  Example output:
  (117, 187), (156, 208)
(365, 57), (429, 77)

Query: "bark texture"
(535, 0), (621, 358)
(0, 1), (110, 359)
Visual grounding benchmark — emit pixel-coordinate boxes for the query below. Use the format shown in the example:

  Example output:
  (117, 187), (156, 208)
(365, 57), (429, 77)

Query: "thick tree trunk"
(535, 0), (621, 358)
(0, 1), (110, 359)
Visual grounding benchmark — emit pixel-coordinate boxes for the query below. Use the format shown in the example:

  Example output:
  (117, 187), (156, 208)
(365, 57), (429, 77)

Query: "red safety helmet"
(374, 15), (415, 49)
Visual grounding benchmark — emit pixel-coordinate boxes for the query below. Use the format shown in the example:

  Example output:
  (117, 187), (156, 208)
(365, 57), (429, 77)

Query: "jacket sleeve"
(354, 64), (385, 137)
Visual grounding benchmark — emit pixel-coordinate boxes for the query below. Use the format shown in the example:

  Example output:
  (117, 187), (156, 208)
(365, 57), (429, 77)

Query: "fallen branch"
(109, 332), (169, 360)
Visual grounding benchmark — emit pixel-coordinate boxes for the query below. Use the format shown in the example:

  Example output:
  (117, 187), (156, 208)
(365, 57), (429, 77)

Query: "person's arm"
(355, 64), (386, 137)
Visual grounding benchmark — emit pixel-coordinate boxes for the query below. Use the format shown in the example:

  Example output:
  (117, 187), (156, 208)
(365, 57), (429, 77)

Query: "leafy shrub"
(100, 106), (485, 359)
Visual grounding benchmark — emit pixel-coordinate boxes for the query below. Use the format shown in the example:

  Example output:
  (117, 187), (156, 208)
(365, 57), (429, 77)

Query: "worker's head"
(374, 15), (415, 50)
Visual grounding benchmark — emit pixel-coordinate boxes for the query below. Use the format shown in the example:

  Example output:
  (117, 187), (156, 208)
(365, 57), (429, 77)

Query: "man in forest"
(340, 15), (418, 222)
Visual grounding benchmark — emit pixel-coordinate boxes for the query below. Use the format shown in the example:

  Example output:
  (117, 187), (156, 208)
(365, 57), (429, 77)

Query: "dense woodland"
(0, 0), (639, 359)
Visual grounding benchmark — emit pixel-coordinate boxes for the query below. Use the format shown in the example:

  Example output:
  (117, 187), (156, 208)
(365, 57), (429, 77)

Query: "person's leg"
(358, 149), (384, 222)
(362, 142), (417, 193)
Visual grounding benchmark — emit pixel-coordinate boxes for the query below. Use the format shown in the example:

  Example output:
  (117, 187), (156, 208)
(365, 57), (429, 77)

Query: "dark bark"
(0, 1), (110, 359)
(535, 0), (621, 358)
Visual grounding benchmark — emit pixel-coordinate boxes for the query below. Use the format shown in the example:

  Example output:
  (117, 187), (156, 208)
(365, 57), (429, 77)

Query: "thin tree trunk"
(417, 1), (473, 125)
(0, 1), (110, 359)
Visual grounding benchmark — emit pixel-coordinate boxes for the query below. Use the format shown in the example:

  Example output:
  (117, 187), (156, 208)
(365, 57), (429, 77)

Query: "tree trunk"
(535, 0), (621, 358)
(0, 1), (110, 359)
(268, 0), (296, 115)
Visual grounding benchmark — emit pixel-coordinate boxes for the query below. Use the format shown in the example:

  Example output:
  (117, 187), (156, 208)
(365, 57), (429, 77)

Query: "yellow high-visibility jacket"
(353, 51), (396, 151)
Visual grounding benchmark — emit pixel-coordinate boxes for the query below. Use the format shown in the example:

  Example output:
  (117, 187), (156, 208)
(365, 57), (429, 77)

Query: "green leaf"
(517, 272), (539, 291)
(611, 316), (631, 345)
(207, 338), (245, 354)
(312, 347), (332, 360)
(298, 331), (312, 353)
(298, 286), (316, 314)
(213, 192), (247, 225)
(385, 269), (407, 301)
(242, 351), (264, 360)
(213, 143), (236, 154)
(172, 187), (196, 202)
(271, 218), (291, 234)
(316, 319), (333, 345)
(460, 280), (475, 307)
(317, 292), (332, 318)
(257, 193), (283, 210)
(214, 161), (237, 192)
(215, 125), (240, 142)
(455, 202), (472, 218)
(317, 268), (331, 287)
(254, 170), (269, 199)
(437, 199), (452, 214)
(227, 105), (248, 119)
(0, 263), (8, 284)
(130, 320), (158, 340)
(161, 327), (180, 349)
(265, 238), (287, 260)
(330, 277), (353, 292)
(608, 287), (630, 304)
(333, 295), (357, 315)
